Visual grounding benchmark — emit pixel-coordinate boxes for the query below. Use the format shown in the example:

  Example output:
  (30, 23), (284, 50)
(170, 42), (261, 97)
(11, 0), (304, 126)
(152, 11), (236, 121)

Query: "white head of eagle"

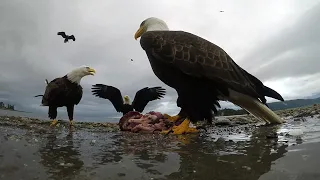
(134, 17), (169, 40)
(67, 66), (96, 84)
(123, 95), (131, 105)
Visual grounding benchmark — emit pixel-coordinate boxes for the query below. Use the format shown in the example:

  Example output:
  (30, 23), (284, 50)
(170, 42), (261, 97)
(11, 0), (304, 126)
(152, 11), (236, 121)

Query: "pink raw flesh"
(118, 111), (172, 133)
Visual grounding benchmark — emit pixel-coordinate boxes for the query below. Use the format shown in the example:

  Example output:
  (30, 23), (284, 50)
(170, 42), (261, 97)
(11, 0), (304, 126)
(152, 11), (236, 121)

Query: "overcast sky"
(0, 0), (319, 121)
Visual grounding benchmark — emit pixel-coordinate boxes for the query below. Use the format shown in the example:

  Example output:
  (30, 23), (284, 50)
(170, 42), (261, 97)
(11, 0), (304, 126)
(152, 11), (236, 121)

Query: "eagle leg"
(161, 119), (199, 135)
(49, 106), (58, 127)
(67, 105), (75, 127)
(163, 113), (181, 122)
(50, 119), (58, 126)
(69, 120), (74, 126)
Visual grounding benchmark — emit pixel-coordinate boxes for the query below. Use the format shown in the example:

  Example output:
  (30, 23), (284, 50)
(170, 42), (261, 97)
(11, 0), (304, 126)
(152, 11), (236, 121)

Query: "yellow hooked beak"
(134, 25), (145, 40)
(88, 68), (96, 75)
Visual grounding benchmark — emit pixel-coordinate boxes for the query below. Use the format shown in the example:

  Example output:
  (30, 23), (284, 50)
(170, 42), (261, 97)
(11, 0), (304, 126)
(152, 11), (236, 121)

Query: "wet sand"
(1, 105), (320, 180)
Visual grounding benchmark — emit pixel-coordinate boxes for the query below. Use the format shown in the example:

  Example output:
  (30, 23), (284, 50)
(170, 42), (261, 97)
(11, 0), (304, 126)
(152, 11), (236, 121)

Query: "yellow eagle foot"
(161, 119), (199, 135)
(69, 120), (74, 126)
(50, 119), (58, 127)
(172, 119), (199, 135)
(163, 113), (181, 122)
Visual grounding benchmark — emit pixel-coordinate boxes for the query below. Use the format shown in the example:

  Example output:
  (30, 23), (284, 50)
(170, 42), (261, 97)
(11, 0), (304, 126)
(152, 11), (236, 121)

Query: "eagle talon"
(172, 119), (199, 134)
(50, 119), (58, 127)
(163, 114), (181, 122)
(161, 119), (199, 135)
(69, 120), (74, 126)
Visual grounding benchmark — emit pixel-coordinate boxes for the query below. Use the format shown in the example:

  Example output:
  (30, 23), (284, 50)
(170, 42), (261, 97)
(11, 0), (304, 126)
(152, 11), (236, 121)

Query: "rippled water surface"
(1, 116), (320, 180)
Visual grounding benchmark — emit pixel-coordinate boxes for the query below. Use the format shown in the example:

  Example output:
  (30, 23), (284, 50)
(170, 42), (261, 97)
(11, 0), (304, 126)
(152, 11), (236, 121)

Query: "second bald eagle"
(38, 66), (96, 126)
(92, 84), (166, 115)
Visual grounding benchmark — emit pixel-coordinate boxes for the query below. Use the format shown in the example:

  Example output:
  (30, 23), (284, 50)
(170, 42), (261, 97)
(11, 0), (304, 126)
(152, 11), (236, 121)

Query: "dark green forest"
(0, 102), (15, 110)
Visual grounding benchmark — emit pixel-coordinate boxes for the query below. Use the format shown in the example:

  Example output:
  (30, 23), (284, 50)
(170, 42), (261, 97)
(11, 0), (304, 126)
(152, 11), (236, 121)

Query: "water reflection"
(38, 127), (84, 179)
(31, 124), (289, 180)
(83, 125), (288, 180)
(164, 125), (288, 180)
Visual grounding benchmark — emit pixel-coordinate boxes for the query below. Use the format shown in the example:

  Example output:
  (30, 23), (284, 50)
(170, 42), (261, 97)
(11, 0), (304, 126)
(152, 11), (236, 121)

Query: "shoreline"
(1, 104), (320, 180)
(0, 104), (319, 133)
(0, 116), (119, 133)
(0, 108), (31, 113)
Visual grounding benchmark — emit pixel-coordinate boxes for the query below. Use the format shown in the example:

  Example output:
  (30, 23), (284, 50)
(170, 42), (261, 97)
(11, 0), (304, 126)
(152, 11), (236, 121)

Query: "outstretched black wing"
(69, 35), (76, 41)
(132, 86), (166, 112)
(92, 84), (124, 113)
(57, 31), (67, 38)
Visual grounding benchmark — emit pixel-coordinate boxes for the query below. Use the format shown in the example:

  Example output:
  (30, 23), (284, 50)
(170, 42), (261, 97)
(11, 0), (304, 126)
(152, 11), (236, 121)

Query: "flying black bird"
(57, 31), (76, 43)
(133, 17), (285, 134)
(220, 10), (224, 12)
(92, 84), (166, 115)
(131, 59), (133, 61)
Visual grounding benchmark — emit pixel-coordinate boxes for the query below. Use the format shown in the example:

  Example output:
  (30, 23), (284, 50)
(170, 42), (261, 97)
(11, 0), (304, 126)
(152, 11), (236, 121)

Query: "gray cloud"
(0, 0), (319, 122)
(241, 3), (320, 82)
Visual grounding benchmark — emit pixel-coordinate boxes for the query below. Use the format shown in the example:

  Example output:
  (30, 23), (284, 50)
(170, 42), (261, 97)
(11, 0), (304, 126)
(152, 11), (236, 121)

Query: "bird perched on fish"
(57, 31), (76, 43)
(91, 84), (166, 115)
(36, 66), (96, 126)
(133, 17), (285, 135)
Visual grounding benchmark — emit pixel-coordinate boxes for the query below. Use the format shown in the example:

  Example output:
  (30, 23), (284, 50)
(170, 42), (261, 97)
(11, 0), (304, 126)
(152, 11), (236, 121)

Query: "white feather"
(144, 17), (169, 32)
(66, 67), (90, 84)
(220, 89), (285, 124)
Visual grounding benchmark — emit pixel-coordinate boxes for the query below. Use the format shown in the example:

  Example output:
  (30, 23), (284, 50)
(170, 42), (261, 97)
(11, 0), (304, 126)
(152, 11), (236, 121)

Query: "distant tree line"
(0, 102), (15, 110)
(216, 108), (248, 116)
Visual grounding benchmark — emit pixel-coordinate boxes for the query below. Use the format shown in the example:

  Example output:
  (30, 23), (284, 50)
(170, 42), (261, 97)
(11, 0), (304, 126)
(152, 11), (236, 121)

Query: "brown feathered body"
(139, 31), (284, 124)
(41, 76), (83, 120)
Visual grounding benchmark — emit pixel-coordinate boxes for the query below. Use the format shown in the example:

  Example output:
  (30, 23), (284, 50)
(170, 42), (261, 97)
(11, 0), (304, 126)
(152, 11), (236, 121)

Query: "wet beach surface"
(1, 105), (320, 180)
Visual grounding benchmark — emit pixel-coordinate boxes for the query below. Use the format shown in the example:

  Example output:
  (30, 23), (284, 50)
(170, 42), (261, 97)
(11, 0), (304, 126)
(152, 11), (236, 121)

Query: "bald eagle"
(37, 66), (96, 126)
(57, 32), (76, 43)
(91, 84), (166, 115)
(134, 17), (285, 135)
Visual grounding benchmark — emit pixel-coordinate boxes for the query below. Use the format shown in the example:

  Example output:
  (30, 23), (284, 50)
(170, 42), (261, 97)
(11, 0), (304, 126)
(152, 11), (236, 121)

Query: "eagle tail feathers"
(228, 89), (284, 124)
(263, 86), (284, 102)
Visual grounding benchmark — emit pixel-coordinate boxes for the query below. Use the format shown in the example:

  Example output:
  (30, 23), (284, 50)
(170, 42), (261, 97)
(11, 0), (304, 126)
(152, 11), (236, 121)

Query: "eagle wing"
(91, 84), (124, 113)
(57, 31), (67, 38)
(140, 31), (283, 103)
(69, 35), (76, 41)
(132, 86), (166, 112)
(42, 78), (67, 106)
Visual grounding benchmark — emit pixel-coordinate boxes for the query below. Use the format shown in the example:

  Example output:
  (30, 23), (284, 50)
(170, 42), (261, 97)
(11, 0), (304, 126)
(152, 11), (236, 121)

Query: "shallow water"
(1, 116), (320, 180)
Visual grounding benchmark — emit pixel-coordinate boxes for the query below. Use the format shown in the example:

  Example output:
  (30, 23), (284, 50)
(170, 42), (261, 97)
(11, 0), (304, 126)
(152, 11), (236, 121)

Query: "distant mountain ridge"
(217, 97), (320, 116)
(267, 97), (320, 111)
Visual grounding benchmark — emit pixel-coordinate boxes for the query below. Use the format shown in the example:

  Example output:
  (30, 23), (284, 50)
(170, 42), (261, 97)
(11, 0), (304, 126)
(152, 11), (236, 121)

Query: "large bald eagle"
(37, 66), (96, 126)
(134, 17), (285, 135)
(91, 84), (166, 115)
